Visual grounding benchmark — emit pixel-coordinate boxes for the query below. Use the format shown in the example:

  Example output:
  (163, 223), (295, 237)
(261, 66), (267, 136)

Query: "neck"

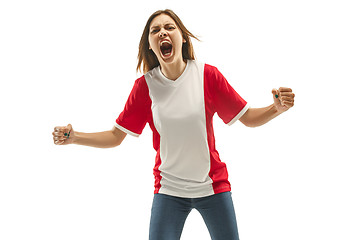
(160, 59), (187, 81)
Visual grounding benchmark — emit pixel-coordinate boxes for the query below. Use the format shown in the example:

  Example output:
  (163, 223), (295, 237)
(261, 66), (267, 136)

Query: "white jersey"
(115, 60), (249, 198)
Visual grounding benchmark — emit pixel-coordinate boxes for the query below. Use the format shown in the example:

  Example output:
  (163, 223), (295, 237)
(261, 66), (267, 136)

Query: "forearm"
(240, 104), (281, 127)
(73, 130), (123, 148)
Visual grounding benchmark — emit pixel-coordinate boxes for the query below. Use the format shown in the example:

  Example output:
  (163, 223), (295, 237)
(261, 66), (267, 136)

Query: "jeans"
(149, 191), (240, 240)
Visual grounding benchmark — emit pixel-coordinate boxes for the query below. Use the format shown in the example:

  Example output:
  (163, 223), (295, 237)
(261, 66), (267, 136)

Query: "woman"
(53, 9), (295, 240)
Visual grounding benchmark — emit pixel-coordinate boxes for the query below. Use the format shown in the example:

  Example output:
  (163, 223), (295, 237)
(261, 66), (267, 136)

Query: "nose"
(159, 31), (167, 38)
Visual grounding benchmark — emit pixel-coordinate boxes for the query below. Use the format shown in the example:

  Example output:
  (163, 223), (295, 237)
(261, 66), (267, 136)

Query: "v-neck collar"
(156, 60), (191, 87)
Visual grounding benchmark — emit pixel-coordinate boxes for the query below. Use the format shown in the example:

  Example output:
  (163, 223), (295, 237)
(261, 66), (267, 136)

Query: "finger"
(280, 96), (294, 102)
(279, 92), (295, 98)
(54, 135), (66, 141)
(279, 87), (292, 92)
(282, 101), (295, 108)
(54, 140), (65, 145)
(53, 131), (65, 137)
(54, 126), (66, 132)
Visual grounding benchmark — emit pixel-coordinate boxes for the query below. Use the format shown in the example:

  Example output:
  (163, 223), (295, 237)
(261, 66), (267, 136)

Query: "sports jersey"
(115, 60), (249, 198)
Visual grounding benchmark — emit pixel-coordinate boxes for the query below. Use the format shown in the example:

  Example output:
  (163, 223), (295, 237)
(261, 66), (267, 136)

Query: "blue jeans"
(149, 192), (240, 240)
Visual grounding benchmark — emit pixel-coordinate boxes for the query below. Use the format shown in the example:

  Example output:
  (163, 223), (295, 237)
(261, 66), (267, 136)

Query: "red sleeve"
(115, 76), (152, 137)
(204, 64), (249, 125)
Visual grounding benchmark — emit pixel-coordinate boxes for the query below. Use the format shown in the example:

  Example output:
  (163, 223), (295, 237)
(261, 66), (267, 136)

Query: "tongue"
(161, 43), (172, 56)
(163, 48), (171, 56)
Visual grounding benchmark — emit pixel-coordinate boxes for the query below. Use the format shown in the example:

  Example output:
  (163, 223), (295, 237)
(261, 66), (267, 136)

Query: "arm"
(239, 87), (295, 127)
(53, 124), (127, 148)
(240, 104), (280, 127)
(73, 127), (127, 148)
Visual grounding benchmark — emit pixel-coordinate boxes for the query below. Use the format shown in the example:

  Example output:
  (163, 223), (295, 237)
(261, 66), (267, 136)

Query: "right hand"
(53, 124), (74, 145)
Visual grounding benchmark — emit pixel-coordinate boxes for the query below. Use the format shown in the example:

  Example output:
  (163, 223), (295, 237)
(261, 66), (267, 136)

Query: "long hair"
(137, 9), (199, 74)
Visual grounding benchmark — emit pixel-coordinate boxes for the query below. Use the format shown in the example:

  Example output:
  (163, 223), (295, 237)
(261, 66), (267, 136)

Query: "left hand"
(272, 87), (295, 113)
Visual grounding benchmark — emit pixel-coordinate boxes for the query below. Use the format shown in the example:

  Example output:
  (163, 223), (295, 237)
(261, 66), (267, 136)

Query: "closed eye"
(151, 28), (160, 34)
(150, 24), (176, 34)
(166, 24), (176, 31)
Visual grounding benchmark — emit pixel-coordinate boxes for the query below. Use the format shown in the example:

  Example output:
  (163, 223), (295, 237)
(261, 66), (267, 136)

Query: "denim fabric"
(149, 192), (239, 240)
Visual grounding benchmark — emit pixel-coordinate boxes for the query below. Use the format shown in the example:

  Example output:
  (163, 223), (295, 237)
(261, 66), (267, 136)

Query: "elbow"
(244, 122), (260, 128)
(239, 118), (259, 128)
(239, 109), (257, 128)
(115, 137), (126, 147)
(239, 119), (262, 128)
(111, 127), (127, 147)
(105, 137), (125, 148)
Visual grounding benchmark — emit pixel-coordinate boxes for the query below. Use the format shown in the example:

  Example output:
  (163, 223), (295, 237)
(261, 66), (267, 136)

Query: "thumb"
(272, 88), (279, 100)
(64, 124), (73, 138)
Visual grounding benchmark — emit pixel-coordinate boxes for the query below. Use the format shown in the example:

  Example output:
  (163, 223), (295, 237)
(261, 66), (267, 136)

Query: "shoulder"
(204, 62), (217, 71)
(203, 63), (225, 84)
(134, 75), (146, 85)
(130, 75), (150, 98)
(144, 65), (160, 80)
(187, 60), (220, 78)
(203, 62), (223, 79)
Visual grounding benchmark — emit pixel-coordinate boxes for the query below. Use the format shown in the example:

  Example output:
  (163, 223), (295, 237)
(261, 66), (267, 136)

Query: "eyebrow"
(150, 23), (175, 30)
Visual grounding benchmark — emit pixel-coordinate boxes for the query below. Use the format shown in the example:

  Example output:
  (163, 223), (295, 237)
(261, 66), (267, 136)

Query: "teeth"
(161, 40), (171, 46)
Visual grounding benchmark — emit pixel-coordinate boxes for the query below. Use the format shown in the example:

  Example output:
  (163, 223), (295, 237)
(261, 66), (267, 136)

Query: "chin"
(161, 52), (183, 65)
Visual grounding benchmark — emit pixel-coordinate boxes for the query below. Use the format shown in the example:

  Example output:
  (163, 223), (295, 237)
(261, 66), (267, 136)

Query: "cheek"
(173, 32), (185, 47)
(148, 36), (156, 50)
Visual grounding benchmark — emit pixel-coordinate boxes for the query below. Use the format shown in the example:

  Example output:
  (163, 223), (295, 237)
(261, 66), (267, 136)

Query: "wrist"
(71, 131), (80, 144)
(271, 103), (280, 114)
(272, 103), (286, 115)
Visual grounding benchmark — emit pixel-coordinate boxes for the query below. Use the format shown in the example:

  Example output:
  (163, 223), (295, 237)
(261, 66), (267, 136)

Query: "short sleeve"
(115, 76), (151, 137)
(204, 64), (249, 125)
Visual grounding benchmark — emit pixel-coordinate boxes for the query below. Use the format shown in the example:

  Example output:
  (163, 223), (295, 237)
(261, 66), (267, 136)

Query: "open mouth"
(160, 41), (173, 57)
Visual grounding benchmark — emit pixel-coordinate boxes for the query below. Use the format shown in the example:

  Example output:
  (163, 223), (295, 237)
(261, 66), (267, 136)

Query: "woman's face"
(148, 14), (185, 65)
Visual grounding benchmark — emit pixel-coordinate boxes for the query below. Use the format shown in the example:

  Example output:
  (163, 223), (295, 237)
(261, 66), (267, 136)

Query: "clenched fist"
(52, 124), (74, 145)
(272, 87), (295, 113)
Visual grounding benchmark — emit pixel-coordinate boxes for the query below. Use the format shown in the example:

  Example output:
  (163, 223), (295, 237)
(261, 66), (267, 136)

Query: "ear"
(183, 39), (186, 43)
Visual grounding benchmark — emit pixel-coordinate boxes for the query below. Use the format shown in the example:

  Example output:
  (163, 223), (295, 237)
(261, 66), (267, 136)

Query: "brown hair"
(137, 9), (200, 74)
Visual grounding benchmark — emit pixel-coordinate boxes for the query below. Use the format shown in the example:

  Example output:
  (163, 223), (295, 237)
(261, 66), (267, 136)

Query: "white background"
(1, 0), (359, 239)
